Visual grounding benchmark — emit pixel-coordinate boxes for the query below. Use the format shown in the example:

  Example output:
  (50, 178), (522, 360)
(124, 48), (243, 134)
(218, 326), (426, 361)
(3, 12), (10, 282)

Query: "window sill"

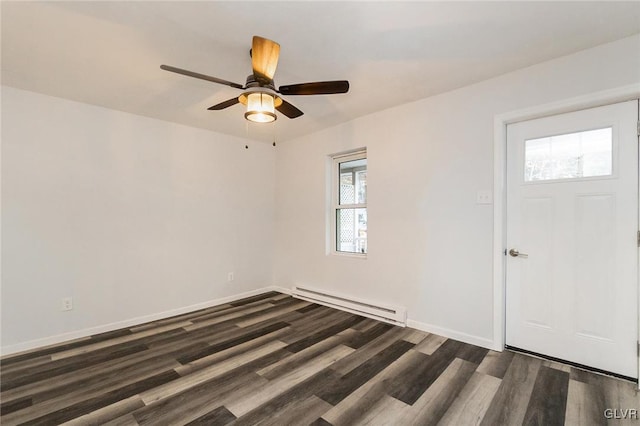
(330, 251), (368, 259)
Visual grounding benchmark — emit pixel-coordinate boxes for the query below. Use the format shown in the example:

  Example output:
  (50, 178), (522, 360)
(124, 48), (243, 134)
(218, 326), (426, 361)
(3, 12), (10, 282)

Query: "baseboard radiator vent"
(291, 286), (407, 326)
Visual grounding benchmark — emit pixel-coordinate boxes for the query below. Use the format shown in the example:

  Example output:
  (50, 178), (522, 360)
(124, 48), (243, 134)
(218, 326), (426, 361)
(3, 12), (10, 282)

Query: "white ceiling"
(3, 1), (640, 142)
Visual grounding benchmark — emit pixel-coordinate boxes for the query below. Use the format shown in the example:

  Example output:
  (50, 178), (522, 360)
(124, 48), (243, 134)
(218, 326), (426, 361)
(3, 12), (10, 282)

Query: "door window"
(524, 127), (612, 182)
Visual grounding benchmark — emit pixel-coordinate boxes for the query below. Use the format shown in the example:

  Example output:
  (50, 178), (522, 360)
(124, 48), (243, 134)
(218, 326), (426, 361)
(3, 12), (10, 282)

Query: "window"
(332, 150), (367, 255)
(524, 127), (613, 182)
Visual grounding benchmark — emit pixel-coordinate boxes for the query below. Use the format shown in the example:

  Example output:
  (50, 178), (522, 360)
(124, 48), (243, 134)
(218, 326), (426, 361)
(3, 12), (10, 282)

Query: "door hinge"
(638, 231), (640, 247)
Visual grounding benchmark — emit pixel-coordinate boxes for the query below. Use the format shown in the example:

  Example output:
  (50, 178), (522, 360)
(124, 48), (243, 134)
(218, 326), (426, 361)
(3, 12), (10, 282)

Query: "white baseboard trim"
(2, 286), (498, 356)
(267, 285), (292, 295)
(407, 319), (496, 351)
(1, 286), (289, 357)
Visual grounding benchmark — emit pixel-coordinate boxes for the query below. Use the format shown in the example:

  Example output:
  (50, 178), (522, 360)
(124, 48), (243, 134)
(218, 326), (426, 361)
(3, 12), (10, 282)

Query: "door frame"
(492, 85), (640, 371)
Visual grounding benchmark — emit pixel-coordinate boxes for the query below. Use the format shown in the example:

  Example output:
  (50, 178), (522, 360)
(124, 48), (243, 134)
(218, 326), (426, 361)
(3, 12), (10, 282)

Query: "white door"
(506, 100), (638, 379)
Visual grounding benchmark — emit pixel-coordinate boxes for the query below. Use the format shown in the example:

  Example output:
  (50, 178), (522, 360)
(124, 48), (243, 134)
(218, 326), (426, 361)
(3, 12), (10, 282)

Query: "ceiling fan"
(160, 36), (350, 123)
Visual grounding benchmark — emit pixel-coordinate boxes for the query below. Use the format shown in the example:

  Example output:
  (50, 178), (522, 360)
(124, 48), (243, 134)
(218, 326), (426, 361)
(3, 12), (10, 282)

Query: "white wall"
(273, 35), (640, 347)
(1, 87), (276, 352)
(3, 34), (639, 355)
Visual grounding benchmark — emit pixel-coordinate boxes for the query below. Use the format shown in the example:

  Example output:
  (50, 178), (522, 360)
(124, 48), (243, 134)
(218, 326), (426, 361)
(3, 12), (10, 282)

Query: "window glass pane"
(339, 158), (367, 204)
(336, 208), (367, 254)
(524, 127), (612, 182)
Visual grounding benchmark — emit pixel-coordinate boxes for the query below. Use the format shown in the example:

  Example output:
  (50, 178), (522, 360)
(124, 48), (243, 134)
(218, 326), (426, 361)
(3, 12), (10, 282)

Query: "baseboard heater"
(291, 286), (407, 326)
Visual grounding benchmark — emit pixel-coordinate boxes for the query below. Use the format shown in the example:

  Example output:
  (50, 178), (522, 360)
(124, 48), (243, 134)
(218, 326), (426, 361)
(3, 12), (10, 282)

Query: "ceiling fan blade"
(160, 65), (244, 89)
(251, 36), (280, 83)
(276, 99), (304, 119)
(279, 81), (350, 95)
(207, 97), (240, 110)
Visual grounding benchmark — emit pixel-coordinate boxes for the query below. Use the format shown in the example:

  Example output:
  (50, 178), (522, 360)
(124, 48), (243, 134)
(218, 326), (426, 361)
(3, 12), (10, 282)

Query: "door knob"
(509, 248), (528, 258)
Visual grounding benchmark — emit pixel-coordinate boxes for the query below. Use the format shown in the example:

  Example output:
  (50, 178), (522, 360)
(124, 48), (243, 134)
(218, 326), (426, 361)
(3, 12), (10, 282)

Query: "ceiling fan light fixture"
(244, 92), (276, 123)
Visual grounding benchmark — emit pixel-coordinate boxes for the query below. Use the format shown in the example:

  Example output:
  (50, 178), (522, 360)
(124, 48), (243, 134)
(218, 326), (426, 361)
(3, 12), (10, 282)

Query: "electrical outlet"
(228, 272), (235, 282)
(61, 297), (73, 311)
(476, 190), (493, 205)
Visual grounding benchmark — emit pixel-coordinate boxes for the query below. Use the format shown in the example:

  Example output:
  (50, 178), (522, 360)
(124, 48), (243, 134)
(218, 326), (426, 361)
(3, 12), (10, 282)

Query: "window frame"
(330, 149), (367, 257)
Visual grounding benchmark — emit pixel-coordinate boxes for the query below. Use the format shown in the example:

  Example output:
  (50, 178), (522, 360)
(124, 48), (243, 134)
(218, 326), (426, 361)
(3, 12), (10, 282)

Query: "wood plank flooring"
(1, 292), (638, 425)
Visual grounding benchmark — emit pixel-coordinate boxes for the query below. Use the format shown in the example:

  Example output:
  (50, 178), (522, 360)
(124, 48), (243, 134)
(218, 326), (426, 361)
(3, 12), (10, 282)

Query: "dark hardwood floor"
(1, 292), (638, 425)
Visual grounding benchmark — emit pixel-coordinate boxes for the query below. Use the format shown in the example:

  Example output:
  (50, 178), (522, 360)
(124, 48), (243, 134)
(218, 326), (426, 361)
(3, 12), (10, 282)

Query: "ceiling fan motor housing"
(239, 78), (283, 108)
(245, 74), (274, 89)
